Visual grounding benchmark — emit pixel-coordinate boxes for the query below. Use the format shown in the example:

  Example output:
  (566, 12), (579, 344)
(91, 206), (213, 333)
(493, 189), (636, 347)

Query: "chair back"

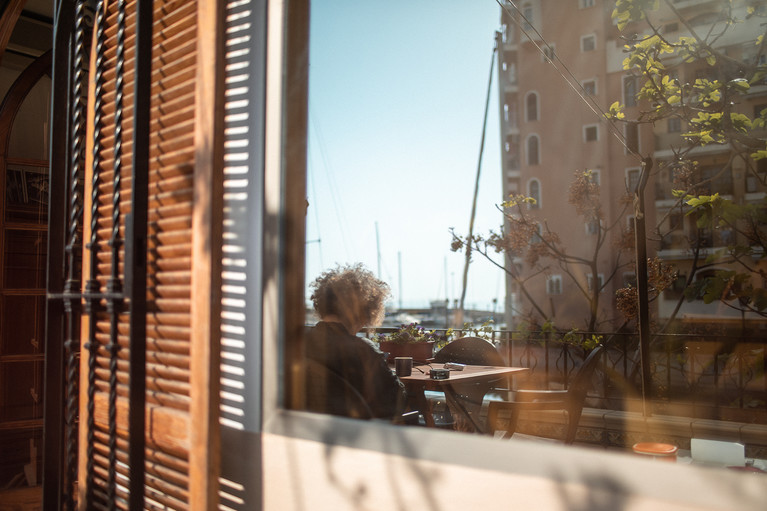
(566, 344), (604, 403)
(434, 337), (505, 366)
(304, 359), (373, 419)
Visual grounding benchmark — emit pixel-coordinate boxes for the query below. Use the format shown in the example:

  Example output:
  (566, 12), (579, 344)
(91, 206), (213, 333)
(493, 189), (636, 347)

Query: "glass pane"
(3, 229), (47, 289)
(0, 360), (43, 421)
(0, 295), (45, 355)
(300, 0), (767, 473)
(4, 165), (49, 224)
(8, 76), (52, 161)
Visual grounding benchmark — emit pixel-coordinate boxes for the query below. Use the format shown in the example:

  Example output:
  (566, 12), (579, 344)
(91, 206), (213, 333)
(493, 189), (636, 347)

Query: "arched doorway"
(0, 47), (51, 495)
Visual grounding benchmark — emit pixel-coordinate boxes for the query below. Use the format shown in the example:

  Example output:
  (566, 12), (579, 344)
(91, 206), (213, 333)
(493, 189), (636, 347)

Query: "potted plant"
(376, 323), (441, 362)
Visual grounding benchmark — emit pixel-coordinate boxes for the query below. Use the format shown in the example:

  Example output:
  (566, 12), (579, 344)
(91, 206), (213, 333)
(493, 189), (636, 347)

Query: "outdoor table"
(398, 363), (529, 433)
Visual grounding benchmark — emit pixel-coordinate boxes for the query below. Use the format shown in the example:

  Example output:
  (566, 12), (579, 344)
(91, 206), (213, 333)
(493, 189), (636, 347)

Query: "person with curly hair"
(306, 263), (406, 419)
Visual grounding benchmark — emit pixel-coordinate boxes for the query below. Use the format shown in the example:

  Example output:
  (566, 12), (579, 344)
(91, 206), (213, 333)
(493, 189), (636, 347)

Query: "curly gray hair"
(310, 263), (390, 328)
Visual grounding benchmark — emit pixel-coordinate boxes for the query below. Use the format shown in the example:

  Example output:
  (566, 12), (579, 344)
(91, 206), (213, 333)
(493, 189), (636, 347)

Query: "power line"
(496, 0), (644, 163)
(309, 109), (354, 262)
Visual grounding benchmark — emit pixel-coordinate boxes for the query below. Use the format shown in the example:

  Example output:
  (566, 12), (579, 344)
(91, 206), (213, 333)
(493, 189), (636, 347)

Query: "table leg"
(443, 386), (485, 433)
(408, 388), (435, 428)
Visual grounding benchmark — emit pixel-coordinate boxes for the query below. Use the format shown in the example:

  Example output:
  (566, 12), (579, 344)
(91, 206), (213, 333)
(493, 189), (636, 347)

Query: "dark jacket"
(305, 321), (406, 419)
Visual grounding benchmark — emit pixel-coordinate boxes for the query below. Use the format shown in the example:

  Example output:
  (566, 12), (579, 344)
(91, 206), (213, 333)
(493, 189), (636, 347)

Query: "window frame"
(585, 218), (601, 235)
(580, 33), (596, 52)
(624, 121), (640, 154)
(542, 44), (556, 63)
(587, 273), (605, 293)
(525, 91), (539, 122)
(626, 167), (641, 193)
(522, 2), (534, 30)
(583, 124), (599, 142)
(526, 133), (540, 166)
(623, 75), (638, 107)
(582, 78), (597, 96)
(247, 4), (767, 511)
(547, 274), (563, 295)
(528, 177), (542, 208)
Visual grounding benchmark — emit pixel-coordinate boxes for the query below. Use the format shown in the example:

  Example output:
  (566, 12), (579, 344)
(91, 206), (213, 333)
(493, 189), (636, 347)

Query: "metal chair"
(487, 345), (604, 444)
(434, 336), (506, 366)
(432, 337), (507, 432)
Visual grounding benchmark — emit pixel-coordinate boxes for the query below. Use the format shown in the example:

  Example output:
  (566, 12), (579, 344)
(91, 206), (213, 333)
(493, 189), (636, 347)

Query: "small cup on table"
(394, 357), (413, 377)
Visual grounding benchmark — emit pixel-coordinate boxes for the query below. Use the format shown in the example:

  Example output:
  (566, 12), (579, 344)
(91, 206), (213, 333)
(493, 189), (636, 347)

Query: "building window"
(505, 134), (516, 153)
(625, 122), (639, 154)
(664, 272), (687, 300)
(531, 222), (543, 242)
(584, 124), (599, 142)
(623, 75), (638, 107)
(587, 273), (604, 293)
(547, 275), (563, 295)
(626, 215), (636, 238)
(522, 3), (533, 30)
(746, 157), (765, 193)
(585, 219), (601, 235)
(626, 167), (640, 193)
(623, 272), (637, 288)
(582, 79), (596, 96)
(579, 0), (595, 8)
(581, 34), (596, 52)
(528, 178), (541, 208)
(669, 213), (683, 231)
(700, 165), (733, 195)
(587, 169), (600, 185)
(746, 174), (759, 193)
(668, 117), (681, 133)
(525, 92), (539, 121)
(542, 44), (556, 63)
(526, 135), (540, 166)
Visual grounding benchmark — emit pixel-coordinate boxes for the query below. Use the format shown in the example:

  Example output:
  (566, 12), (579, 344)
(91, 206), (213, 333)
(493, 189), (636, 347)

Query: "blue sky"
(306, 1), (506, 311)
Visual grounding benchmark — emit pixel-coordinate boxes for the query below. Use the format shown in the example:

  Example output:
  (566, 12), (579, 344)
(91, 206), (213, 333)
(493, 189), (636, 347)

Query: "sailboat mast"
(398, 251), (402, 310)
(375, 221), (381, 279)
(459, 39), (497, 325)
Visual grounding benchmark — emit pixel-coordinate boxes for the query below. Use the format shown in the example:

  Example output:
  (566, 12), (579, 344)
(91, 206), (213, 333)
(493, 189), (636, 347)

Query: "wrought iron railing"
(366, 327), (767, 424)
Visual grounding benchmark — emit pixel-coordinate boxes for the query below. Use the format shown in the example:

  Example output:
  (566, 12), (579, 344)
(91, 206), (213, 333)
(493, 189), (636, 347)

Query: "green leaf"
(606, 101), (626, 120)
(729, 78), (750, 93)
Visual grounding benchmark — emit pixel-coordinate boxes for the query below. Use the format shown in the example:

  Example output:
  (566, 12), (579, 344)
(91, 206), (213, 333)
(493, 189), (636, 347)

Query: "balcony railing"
(367, 327), (767, 425)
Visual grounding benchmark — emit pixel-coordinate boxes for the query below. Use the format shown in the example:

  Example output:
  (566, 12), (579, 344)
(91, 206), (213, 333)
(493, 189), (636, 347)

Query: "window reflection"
(301, 0), (767, 474)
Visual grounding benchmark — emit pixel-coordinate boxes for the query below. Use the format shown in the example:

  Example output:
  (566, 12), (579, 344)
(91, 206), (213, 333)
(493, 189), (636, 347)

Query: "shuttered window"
(61, 0), (225, 508)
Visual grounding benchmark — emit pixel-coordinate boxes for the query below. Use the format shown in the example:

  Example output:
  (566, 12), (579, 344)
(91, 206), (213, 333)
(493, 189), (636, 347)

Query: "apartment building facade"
(497, 0), (767, 332)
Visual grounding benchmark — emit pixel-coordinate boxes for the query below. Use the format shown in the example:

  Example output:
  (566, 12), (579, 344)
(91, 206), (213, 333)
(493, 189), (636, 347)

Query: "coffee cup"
(394, 357), (413, 377)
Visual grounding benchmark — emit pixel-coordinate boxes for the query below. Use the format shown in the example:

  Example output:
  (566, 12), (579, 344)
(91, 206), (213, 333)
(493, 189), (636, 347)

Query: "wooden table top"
(398, 363), (528, 390)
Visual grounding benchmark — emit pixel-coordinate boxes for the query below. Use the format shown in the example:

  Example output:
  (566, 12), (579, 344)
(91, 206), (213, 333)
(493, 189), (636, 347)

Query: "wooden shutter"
(77, 0), (224, 508)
